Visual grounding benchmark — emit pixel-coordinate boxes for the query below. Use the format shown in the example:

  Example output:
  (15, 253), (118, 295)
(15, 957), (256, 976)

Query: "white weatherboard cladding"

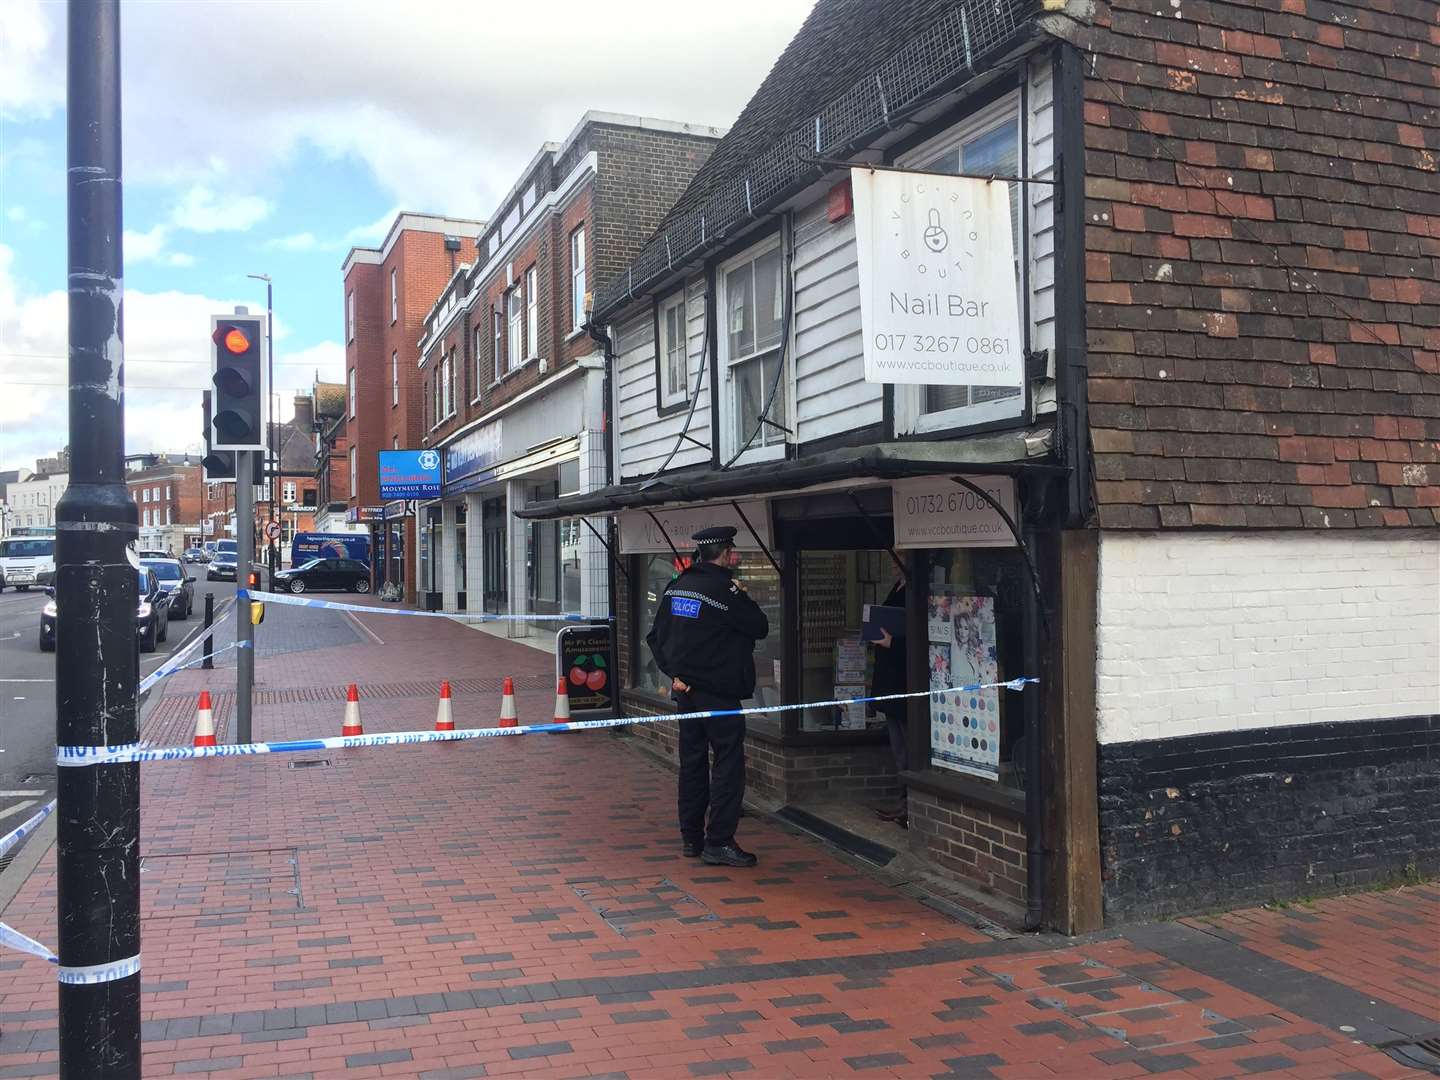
(1095, 531), (1440, 745)
(614, 277), (711, 479)
(1027, 57), (1057, 366)
(792, 202), (882, 444)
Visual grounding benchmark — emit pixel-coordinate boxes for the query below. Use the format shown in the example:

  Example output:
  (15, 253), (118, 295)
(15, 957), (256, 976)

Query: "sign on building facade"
(851, 168), (1024, 389)
(378, 450), (442, 500)
(891, 476), (1016, 549)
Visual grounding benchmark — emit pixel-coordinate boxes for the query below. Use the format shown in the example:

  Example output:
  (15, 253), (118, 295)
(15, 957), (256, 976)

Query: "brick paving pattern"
(1, 601), (1435, 1077)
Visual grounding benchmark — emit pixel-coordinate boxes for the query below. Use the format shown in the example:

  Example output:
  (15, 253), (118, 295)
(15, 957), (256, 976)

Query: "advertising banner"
(928, 590), (1000, 780)
(557, 624), (616, 717)
(378, 450), (442, 500)
(852, 167), (1023, 389)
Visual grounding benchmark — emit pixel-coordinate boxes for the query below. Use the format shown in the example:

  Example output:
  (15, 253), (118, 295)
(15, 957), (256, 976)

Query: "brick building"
(342, 213), (486, 600)
(518, 0), (1439, 931)
(126, 455), (202, 553)
(312, 381), (353, 534)
(413, 112), (722, 629)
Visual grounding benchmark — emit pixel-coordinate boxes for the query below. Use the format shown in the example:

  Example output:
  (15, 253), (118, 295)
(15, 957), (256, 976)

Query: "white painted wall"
(1095, 531), (1440, 744)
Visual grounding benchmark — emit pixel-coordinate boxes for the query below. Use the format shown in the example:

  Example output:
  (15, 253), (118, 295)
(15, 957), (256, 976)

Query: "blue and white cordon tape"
(55, 678), (1037, 766)
(239, 588), (605, 622)
(0, 801), (140, 983)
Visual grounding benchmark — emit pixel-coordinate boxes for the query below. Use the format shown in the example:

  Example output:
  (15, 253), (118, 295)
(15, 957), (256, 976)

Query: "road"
(0, 576), (238, 861)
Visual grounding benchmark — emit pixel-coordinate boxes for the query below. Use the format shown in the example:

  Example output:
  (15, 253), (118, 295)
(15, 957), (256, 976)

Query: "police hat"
(692, 526), (738, 551)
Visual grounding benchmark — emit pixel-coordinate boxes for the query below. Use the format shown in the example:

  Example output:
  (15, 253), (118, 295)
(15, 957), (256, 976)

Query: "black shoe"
(682, 840), (703, 858)
(701, 842), (757, 868)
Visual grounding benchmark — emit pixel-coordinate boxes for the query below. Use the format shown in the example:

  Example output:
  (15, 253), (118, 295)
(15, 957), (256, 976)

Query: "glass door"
(482, 495), (507, 614)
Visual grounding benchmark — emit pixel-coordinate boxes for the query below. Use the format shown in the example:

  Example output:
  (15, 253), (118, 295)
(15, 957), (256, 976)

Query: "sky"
(0, 0), (813, 473)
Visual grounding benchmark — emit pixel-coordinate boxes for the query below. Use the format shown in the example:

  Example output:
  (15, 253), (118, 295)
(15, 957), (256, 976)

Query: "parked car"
(40, 567), (170, 652)
(141, 557), (195, 619)
(273, 558), (372, 594)
(183, 547), (208, 563)
(207, 552), (238, 581)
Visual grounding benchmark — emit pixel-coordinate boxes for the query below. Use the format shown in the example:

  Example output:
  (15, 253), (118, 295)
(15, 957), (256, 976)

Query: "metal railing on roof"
(593, 0), (1042, 321)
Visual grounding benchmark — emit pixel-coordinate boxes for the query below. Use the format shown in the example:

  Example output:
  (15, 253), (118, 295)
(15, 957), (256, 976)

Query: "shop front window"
(923, 548), (1027, 790)
(630, 552), (783, 710)
(797, 549), (897, 733)
(482, 495), (507, 613)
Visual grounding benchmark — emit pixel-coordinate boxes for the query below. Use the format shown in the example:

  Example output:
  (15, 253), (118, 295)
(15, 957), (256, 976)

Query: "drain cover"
(288, 759), (330, 769)
(1385, 1037), (1440, 1076)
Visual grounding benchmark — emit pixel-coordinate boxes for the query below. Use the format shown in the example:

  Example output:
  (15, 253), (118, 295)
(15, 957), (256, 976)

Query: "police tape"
(239, 588), (603, 622)
(0, 919), (140, 984)
(0, 799), (55, 861)
(54, 678), (1037, 766)
(138, 640), (249, 694)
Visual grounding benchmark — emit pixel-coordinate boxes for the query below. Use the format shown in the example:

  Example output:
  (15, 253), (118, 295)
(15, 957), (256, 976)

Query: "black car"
(41, 567), (170, 652)
(273, 558), (371, 594)
(141, 557), (195, 619)
(207, 553), (238, 581)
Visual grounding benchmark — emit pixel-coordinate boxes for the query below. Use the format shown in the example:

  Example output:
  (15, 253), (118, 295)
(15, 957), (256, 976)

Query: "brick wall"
(344, 262), (383, 509)
(1095, 531), (1439, 743)
(1076, 0), (1440, 528)
(909, 791), (1028, 905)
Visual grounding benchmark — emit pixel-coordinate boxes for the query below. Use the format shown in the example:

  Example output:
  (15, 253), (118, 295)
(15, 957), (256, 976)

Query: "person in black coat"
(870, 577), (909, 826)
(646, 526), (770, 867)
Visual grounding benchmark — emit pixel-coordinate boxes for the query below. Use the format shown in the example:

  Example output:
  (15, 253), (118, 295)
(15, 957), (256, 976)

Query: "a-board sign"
(556, 624), (616, 717)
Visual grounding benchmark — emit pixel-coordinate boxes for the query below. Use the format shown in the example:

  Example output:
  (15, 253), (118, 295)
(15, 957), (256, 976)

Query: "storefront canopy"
(515, 426), (1062, 521)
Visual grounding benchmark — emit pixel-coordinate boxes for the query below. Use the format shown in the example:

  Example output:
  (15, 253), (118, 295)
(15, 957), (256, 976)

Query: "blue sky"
(1, 0), (811, 472)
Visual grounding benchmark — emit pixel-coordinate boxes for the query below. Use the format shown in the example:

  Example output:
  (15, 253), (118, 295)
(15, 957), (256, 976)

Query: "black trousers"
(674, 689), (746, 846)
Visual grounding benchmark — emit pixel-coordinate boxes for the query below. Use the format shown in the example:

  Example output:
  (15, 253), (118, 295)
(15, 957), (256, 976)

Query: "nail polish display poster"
(928, 591), (1000, 779)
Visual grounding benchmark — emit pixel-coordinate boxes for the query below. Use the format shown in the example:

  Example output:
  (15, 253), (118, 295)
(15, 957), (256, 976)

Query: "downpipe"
(1021, 530), (1045, 932)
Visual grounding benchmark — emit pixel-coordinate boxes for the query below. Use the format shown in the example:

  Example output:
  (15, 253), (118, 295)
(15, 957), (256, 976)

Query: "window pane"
(754, 246), (783, 353)
(666, 304), (687, 398)
(733, 352), (786, 448)
(726, 262), (754, 358)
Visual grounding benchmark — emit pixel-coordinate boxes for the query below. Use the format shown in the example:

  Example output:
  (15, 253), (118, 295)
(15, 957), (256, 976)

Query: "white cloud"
(1, 1), (810, 217)
(123, 225), (197, 268)
(264, 231), (330, 253)
(345, 208), (402, 246)
(0, 0), (63, 120)
(6, 206), (28, 223)
(0, 244), (335, 471)
(169, 185), (272, 233)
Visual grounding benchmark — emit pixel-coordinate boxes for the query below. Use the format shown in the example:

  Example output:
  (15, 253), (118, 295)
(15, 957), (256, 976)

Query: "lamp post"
(246, 272), (277, 574)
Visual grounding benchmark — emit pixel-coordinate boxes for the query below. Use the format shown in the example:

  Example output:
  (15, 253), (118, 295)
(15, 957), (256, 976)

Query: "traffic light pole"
(236, 450), (255, 744)
(57, 0), (142, 1075)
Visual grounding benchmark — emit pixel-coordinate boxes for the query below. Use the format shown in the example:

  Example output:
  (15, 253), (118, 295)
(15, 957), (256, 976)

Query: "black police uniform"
(646, 528), (769, 855)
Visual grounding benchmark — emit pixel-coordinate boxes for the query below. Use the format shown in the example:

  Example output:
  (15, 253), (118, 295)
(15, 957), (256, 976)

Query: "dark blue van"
(290, 532), (371, 568)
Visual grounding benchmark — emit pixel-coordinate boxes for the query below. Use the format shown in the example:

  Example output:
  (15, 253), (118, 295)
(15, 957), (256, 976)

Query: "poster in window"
(928, 591), (1000, 779)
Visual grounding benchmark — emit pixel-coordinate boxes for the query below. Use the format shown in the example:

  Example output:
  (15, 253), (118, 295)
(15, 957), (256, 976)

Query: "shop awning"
(515, 425), (1063, 520)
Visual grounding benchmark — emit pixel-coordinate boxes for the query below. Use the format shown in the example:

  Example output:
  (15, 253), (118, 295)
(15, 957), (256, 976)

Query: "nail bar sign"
(891, 476), (1016, 549)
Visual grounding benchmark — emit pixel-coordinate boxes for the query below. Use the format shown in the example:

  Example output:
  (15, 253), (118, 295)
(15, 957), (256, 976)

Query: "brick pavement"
(1, 600), (1436, 1078)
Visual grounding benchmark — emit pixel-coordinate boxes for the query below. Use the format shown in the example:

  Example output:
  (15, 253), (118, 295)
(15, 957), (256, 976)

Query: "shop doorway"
(482, 495), (507, 614)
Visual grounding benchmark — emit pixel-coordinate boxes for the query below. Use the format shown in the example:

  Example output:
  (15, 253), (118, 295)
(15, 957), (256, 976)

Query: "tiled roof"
(594, 0), (1042, 318)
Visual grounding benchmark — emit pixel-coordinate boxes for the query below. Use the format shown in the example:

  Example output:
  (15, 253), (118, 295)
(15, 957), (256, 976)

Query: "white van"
(0, 533), (57, 591)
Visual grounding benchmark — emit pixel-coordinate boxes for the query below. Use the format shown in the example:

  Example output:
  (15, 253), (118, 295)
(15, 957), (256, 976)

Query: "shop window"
(719, 236), (788, 457)
(629, 552), (783, 711)
(896, 92), (1026, 433)
(797, 549), (898, 733)
(922, 548), (1027, 790)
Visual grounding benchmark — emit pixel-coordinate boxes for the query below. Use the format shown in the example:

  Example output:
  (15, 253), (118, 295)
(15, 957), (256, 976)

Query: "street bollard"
(202, 591), (215, 669)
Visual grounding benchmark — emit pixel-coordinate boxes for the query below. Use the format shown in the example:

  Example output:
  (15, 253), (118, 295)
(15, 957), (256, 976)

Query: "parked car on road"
(141, 557), (195, 619)
(207, 552), (238, 581)
(273, 558), (372, 594)
(40, 567), (170, 652)
(183, 547), (208, 563)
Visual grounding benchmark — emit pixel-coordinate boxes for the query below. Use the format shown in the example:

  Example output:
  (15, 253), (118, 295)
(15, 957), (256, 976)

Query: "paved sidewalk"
(1, 600), (1436, 1078)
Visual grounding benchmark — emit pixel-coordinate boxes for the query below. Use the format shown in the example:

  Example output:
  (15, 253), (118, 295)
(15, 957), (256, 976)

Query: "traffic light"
(202, 390), (264, 483)
(209, 314), (266, 451)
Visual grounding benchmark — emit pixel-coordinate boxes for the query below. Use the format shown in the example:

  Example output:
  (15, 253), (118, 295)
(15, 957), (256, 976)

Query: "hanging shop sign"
(556, 623), (616, 718)
(617, 500), (771, 555)
(851, 168), (1024, 389)
(891, 476), (1016, 549)
(379, 450), (442, 500)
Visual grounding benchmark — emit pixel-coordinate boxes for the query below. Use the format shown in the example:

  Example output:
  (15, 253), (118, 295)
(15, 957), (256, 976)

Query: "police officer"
(646, 526), (769, 867)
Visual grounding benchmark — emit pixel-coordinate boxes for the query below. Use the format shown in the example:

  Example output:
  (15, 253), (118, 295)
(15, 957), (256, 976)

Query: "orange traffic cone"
(435, 680), (455, 732)
(498, 676), (518, 728)
(341, 683), (364, 736)
(552, 678), (571, 723)
(193, 690), (217, 747)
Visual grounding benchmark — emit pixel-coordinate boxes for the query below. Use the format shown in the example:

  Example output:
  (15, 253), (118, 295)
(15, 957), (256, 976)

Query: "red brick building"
(414, 112), (722, 626)
(342, 214), (486, 600)
(127, 455), (202, 553)
(312, 380), (351, 533)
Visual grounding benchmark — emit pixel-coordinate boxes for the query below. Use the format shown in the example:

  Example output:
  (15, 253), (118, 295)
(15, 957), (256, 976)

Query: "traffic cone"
(435, 680), (455, 732)
(341, 683), (364, 736)
(498, 676), (518, 728)
(552, 678), (571, 724)
(192, 690), (217, 747)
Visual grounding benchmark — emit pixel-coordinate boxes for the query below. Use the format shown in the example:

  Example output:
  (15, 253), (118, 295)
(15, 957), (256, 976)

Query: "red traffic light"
(212, 324), (252, 354)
